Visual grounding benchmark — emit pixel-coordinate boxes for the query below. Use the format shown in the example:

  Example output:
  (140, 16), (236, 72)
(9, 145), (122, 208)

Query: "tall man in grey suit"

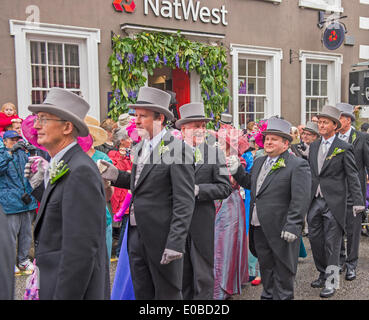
(307, 105), (364, 298)
(336, 103), (369, 281)
(228, 118), (312, 300)
(176, 102), (232, 300)
(24, 88), (110, 299)
(100, 87), (195, 300)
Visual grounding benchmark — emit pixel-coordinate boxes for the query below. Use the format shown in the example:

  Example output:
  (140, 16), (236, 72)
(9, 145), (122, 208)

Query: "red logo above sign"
(113, 0), (136, 13)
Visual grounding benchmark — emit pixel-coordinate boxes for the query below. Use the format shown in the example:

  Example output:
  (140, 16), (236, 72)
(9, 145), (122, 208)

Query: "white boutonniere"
(269, 158), (286, 174)
(49, 160), (70, 185)
(326, 148), (345, 161)
(158, 140), (169, 156)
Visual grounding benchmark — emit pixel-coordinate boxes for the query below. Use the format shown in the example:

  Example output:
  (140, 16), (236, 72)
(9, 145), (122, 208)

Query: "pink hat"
(21, 114), (93, 152)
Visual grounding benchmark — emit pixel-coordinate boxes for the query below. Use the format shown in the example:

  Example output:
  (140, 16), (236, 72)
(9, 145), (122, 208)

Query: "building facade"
(1, 0), (369, 127)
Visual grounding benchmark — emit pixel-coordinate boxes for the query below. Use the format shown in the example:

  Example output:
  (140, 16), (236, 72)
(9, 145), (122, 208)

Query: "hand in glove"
(114, 192), (132, 222)
(227, 155), (240, 175)
(353, 206), (365, 217)
(281, 231), (298, 243)
(194, 185), (199, 197)
(160, 248), (183, 265)
(24, 156), (48, 189)
(10, 141), (27, 153)
(97, 159), (119, 183)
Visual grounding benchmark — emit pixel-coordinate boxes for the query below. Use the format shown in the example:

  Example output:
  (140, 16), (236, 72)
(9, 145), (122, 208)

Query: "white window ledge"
(299, 0), (343, 13)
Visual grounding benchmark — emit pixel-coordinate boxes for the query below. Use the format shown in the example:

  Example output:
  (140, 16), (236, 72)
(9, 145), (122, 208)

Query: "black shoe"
(345, 268), (356, 281)
(311, 278), (325, 288)
(320, 287), (336, 298)
(339, 264), (346, 274)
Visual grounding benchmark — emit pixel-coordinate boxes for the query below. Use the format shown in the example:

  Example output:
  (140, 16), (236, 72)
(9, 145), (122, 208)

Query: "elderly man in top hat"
(335, 103), (369, 281)
(228, 117), (312, 300)
(24, 88), (110, 299)
(175, 102), (232, 300)
(306, 105), (364, 298)
(99, 87), (195, 300)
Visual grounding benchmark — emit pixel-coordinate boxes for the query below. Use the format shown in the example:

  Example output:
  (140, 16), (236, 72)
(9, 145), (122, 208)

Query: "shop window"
(299, 0), (343, 12)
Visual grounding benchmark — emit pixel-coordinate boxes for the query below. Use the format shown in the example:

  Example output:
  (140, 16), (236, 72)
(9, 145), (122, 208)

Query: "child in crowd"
(0, 103), (21, 135)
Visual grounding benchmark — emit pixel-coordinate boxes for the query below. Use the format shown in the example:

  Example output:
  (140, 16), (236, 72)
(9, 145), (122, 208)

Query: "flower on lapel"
(269, 158), (286, 174)
(194, 147), (203, 164)
(158, 140), (169, 156)
(352, 132), (357, 143)
(49, 160), (70, 185)
(326, 147), (345, 161)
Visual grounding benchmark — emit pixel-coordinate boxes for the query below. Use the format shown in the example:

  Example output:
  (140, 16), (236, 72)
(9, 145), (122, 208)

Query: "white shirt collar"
(321, 135), (335, 145)
(340, 127), (352, 138)
(146, 127), (167, 151)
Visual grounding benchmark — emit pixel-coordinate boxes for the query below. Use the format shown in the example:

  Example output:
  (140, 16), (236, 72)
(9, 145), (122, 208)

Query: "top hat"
(317, 105), (342, 130)
(128, 87), (174, 121)
(85, 116), (108, 147)
(262, 117), (293, 142)
(303, 121), (319, 136)
(28, 87), (90, 137)
(175, 103), (212, 129)
(336, 103), (356, 122)
(219, 113), (233, 124)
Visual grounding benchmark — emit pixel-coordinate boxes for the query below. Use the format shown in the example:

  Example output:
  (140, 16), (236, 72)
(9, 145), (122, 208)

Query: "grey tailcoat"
(32, 144), (110, 300)
(233, 150), (312, 274)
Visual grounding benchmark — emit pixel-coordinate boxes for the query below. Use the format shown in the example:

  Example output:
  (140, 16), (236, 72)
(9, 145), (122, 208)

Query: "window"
(10, 20), (100, 120)
(299, 0), (343, 12)
(231, 44), (282, 129)
(300, 50), (342, 124)
(30, 41), (81, 104)
(305, 63), (328, 121)
(238, 59), (267, 125)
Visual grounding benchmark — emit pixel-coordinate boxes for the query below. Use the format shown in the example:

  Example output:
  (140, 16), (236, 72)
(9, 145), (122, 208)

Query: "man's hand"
(194, 184), (199, 197)
(97, 159), (119, 183)
(10, 141), (26, 154)
(160, 248), (183, 265)
(24, 156), (47, 189)
(281, 231), (298, 243)
(227, 155), (240, 175)
(353, 206), (366, 217)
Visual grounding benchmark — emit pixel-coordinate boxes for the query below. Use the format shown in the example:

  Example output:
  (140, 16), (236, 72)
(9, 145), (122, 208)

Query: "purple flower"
(175, 53), (180, 68)
(143, 55), (149, 63)
(210, 111), (214, 119)
(186, 60), (189, 72)
(200, 58), (204, 67)
(128, 90), (137, 99)
(127, 53), (135, 65)
(155, 54), (160, 63)
(205, 91), (210, 101)
(218, 62), (222, 69)
(163, 56), (168, 65)
(220, 87), (225, 93)
(116, 53), (123, 64)
(114, 89), (121, 102)
(212, 65), (216, 71)
(211, 90), (214, 96)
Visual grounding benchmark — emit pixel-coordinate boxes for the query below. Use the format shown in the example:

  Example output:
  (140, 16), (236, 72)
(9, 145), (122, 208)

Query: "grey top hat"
(28, 87), (90, 137)
(303, 121), (319, 136)
(262, 117), (293, 142)
(220, 113), (233, 124)
(175, 103), (212, 129)
(336, 103), (356, 122)
(317, 105), (342, 130)
(128, 87), (174, 121)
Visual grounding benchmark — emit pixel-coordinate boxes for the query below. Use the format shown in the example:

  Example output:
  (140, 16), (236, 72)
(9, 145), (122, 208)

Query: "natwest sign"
(144, 0), (228, 25)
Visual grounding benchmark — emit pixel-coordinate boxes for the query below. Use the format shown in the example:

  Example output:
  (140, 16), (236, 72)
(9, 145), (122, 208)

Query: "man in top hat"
(228, 117), (312, 300)
(294, 121), (320, 159)
(219, 113), (233, 125)
(175, 102), (232, 300)
(307, 105), (364, 298)
(24, 87), (110, 299)
(99, 86), (195, 300)
(335, 103), (369, 281)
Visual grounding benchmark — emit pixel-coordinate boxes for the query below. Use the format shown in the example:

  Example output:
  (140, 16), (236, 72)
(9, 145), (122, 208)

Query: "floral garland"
(108, 31), (230, 129)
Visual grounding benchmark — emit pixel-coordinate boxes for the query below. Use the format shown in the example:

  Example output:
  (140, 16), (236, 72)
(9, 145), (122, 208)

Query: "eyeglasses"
(33, 117), (67, 126)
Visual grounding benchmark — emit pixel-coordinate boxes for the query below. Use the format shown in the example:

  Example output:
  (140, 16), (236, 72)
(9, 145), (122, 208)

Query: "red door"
(172, 68), (190, 119)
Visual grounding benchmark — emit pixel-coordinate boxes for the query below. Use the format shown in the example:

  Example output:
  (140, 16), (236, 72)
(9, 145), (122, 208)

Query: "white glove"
(97, 159), (119, 183)
(353, 206), (365, 217)
(227, 155), (240, 175)
(24, 156), (47, 189)
(281, 231), (298, 243)
(160, 248), (183, 265)
(194, 185), (199, 197)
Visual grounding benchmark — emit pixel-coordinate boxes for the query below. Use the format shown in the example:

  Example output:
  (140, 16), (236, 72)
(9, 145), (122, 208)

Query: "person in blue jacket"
(0, 130), (38, 273)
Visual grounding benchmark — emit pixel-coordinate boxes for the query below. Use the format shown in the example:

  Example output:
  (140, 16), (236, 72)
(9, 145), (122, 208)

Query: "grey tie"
(316, 141), (329, 197)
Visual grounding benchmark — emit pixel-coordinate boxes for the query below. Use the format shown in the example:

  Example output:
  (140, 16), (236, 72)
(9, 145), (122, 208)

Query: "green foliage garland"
(108, 31), (230, 128)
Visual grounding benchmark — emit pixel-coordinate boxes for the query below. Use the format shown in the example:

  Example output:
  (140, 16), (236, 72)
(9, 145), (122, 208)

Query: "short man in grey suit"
(336, 103), (369, 281)
(100, 87), (195, 299)
(307, 105), (364, 298)
(229, 117), (312, 300)
(176, 102), (232, 300)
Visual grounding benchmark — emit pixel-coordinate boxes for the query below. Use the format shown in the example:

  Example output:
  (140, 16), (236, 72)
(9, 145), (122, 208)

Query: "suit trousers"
(182, 235), (214, 300)
(307, 196), (343, 279)
(339, 204), (362, 270)
(127, 225), (182, 300)
(253, 226), (295, 300)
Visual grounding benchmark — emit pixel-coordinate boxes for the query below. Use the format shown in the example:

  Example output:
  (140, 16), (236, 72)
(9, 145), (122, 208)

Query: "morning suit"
(339, 129), (369, 270)
(182, 143), (232, 300)
(307, 136), (363, 280)
(233, 150), (311, 299)
(32, 144), (110, 300)
(112, 130), (195, 300)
